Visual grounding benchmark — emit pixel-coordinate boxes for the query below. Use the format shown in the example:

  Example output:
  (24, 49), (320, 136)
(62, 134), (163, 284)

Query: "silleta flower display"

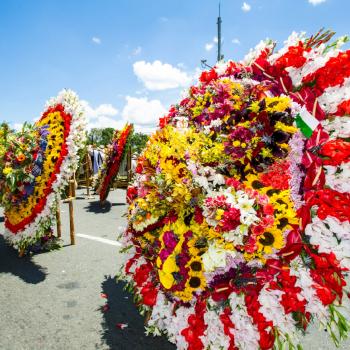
(119, 31), (350, 349)
(96, 123), (133, 202)
(0, 90), (86, 252)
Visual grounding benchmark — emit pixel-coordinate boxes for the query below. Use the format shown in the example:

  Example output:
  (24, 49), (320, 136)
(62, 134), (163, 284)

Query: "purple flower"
(159, 249), (171, 263)
(163, 231), (178, 250)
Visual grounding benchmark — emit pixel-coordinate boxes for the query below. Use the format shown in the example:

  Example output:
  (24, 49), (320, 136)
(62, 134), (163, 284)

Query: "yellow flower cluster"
(265, 96), (291, 113)
(136, 126), (229, 221)
(129, 88), (302, 302)
(243, 173), (299, 262)
(191, 79), (244, 118)
(156, 219), (208, 302)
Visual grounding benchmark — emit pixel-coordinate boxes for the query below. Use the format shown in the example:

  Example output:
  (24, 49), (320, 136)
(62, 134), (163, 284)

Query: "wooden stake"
(56, 197), (62, 238)
(69, 179), (75, 245)
(72, 174), (76, 198)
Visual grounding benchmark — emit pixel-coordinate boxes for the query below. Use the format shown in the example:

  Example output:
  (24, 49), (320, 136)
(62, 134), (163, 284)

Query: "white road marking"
(76, 233), (122, 247)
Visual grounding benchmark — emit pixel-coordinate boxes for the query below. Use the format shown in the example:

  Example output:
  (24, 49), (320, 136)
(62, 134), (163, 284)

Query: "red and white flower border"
(119, 31), (350, 350)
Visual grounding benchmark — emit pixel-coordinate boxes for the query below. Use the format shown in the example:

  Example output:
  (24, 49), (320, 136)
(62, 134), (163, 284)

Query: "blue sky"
(0, 0), (349, 132)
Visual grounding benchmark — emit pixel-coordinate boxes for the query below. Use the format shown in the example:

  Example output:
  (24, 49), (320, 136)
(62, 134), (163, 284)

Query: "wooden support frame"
(76, 148), (94, 198)
(114, 146), (132, 189)
(56, 197), (62, 238)
(68, 178), (76, 245)
(55, 178), (76, 245)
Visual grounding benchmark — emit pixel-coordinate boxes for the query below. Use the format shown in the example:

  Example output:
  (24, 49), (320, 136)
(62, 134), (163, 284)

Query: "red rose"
(134, 263), (152, 286)
(140, 282), (158, 306)
(126, 186), (138, 204)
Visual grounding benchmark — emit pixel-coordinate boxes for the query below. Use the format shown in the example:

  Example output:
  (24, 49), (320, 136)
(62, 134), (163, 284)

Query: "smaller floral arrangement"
(96, 123), (133, 202)
(0, 90), (86, 252)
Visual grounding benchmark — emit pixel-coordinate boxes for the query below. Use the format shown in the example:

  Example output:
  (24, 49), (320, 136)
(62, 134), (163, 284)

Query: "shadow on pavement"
(83, 201), (125, 214)
(100, 276), (175, 350)
(0, 235), (47, 284)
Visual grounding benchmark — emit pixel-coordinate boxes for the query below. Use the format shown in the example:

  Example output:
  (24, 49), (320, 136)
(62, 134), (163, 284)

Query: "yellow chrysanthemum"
(249, 100), (260, 113)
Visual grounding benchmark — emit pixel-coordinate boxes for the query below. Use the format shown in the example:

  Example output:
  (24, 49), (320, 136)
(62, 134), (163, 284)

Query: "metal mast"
(217, 2), (223, 62)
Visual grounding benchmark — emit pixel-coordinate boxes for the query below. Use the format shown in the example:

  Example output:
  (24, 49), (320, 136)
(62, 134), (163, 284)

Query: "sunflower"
(244, 173), (272, 194)
(187, 236), (204, 256)
(256, 228), (285, 255)
(186, 256), (204, 273)
(265, 96), (291, 113)
(185, 271), (207, 293)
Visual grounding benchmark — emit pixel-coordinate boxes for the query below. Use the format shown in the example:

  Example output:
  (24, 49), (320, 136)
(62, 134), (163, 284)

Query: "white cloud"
(205, 36), (223, 51)
(92, 37), (101, 44)
(132, 46), (142, 56)
(133, 60), (193, 91)
(232, 38), (241, 45)
(205, 43), (214, 51)
(81, 101), (120, 130)
(81, 97), (168, 133)
(122, 96), (167, 128)
(85, 102), (118, 118)
(160, 17), (169, 22)
(308, 0), (326, 5)
(88, 116), (124, 130)
(12, 123), (23, 131)
(242, 2), (251, 12)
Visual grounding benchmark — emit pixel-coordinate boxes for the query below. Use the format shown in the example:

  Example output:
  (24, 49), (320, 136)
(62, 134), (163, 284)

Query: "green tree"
(101, 128), (115, 146)
(87, 127), (115, 146)
(87, 128), (148, 155)
(130, 132), (149, 155)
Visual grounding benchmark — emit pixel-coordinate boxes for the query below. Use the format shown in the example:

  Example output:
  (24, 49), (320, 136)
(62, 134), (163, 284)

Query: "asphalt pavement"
(0, 188), (175, 350)
(0, 188), (349, 350)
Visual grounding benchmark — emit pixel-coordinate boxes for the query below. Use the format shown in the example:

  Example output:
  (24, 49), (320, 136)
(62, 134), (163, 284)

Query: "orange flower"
(16, 153), (26, 162)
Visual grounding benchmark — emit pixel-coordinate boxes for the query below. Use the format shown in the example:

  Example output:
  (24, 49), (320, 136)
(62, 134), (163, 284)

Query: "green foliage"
(129, 132), (149, 155)
(87, 127), (115, 146)
(87, 128), (148, 155)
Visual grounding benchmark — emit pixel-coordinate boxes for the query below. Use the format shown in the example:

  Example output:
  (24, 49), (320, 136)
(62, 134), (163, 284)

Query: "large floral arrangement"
(96, 123), (133, 202)
(119, 31), (350, 350)
(0, 90), (86, 252)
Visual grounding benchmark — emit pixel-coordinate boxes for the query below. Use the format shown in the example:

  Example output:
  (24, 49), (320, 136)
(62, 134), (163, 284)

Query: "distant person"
(90, 144), (103, 174)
